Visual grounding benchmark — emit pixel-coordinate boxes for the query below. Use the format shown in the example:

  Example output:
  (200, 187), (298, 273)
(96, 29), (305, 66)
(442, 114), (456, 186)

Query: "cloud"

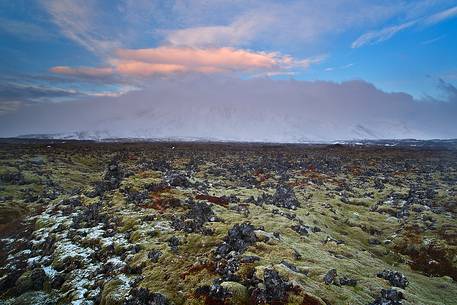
(421, 35), (446, 45)
(0, 77), (134, 115)
(158, 1), (415, 47)
(164, 13), (273, 48)
(423, 5), (457, 25)
(40, 0), (422, 56)
(437, 78), (457, 101)
(0, 82), (81, 102)
(40, 0), (120, 55)
(1, 77), (456, 140)
(351, 20), (417, 48)
(325, 63), (354, 72)
(0, 101), (24, 115)
(49, 66), (114, 77)
(50, 47), (324, 77)
(0, 81), (82, 114)
(352, 5), (457, 48)
(0, 17), (54, 41)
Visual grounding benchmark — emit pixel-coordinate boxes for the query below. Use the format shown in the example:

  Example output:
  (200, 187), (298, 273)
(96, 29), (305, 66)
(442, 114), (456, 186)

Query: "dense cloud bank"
(1, 77), (456, 141)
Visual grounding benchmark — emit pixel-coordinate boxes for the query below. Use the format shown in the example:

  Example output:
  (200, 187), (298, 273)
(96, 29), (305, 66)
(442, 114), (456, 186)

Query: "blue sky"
(0, 0), (457, 140)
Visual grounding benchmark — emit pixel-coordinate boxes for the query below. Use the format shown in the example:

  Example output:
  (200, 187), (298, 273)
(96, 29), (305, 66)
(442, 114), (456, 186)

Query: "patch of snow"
(106, 256), (126, 269)
(43, 265), (58, 279)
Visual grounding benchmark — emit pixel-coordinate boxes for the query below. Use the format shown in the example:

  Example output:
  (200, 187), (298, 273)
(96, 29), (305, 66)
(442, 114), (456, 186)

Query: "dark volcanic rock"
(291, 224), (309, 236)
(0, 171), (26, 185)
(215, 257), (240, 282)
(168, 236), (180, 253)
(280, 260), (304, 274)
(377, 270), (408, 289)
(89, 158), (124, 196)
(195, 284), (232, 302)
(251, 269), (290, 304)
(215, 223), (257, 258)
(124, 288), (170, 305)
(324, 269), (337, 285)
(369, 288), (404, 305)
(72, 203), (106, 228)
(103, 159), (124, 189)
(124, 188), (150, 205)
(168, 173), (191, 188)
(147, 250), (162, 263)
(338, 276), (357, 286)
(269, 184), (300, 210)
(172, 201), (217, 234)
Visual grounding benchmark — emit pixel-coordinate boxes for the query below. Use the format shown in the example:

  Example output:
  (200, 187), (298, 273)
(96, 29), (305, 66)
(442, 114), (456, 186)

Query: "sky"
(0, 0), (457, 141)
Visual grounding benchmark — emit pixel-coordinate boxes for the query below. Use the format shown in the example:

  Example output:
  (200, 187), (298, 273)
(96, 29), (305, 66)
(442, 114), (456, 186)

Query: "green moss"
(100, 278), (130, 305)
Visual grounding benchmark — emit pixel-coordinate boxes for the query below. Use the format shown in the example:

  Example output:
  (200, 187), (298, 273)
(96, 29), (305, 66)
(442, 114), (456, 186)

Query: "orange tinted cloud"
(115, 47), (278, 70)
(113, 61), (186, 76)
(50, 47), (320, 77)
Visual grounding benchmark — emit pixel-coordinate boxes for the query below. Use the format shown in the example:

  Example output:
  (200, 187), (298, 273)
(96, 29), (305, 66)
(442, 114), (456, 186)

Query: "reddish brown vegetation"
(180, 262), (215, 279)
(195, 194), (229, 207)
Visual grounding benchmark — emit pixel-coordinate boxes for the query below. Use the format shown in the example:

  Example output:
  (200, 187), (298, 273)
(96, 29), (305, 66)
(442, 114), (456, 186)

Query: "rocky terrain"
(0, 140), (456, 305)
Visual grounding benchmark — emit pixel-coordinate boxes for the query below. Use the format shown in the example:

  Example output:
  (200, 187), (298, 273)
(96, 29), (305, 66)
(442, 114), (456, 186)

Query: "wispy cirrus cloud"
(0, 17), (54, 41)
(423, 5), (457, 26)
(40, 0), (420, 55)
(352, 5), (457, 48)
(50, 66), (114, 77)
(164, 13), (273, 48)
(40, 0), (120, 56)
(351, 20), (417, 48)
(421, 34), (446, 45)
(0, 81), (82, 113)
(0, 75), (135, 114)
(324, 63), (355, 72)
(50, 47), (325, 77)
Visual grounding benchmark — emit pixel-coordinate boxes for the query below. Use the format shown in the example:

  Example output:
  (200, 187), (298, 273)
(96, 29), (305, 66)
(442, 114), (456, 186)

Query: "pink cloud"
(115, 47), (278, 70)
(50, 47), (322, 77)
(113, 61), (186, 76)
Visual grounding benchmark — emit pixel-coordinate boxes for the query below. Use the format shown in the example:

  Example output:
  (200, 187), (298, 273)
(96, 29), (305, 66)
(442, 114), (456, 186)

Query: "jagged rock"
(103, 159), (124, 188)
(72, 203), (106, 228)
(215, 257), (240, 281)
(147, 250), (162, 263)
(377, 270), (408, 289)
(324, 269), (337, 285)
(215, 223), (257, 258)
(168, 173), (190, 188)
(251, 269), (290, 304)
(89, 158), (124, 196)
(281, 260), (305, 274)
(172, 201), (217, 234)
(291, 224), (309, 236)
(124, 288), (170, 305)
(168, 236), (180, 253)
(368, 288), (404, 305)
(338, 276), (357, 286)
(259, 185), (300, 210)
(124, 188), (150, 205)
(195, 283), (232, 303)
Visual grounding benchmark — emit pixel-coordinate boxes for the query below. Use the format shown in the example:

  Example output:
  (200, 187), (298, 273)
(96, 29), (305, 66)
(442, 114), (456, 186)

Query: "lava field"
(0, 140), (456, 305)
